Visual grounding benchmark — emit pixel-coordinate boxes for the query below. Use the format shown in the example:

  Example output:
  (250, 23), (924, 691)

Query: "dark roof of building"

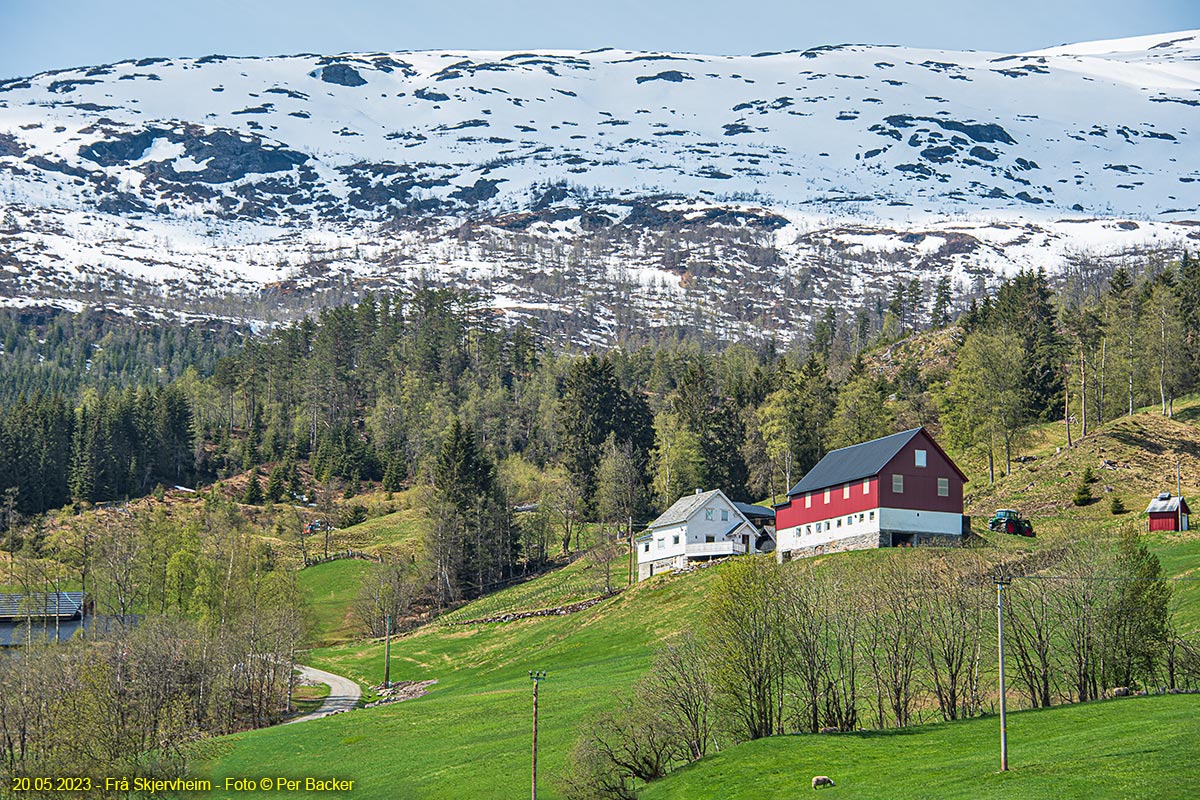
(734, 502), (775, 520)
(787, 428), (925, 496)
(0, 592), (84, 620)
(1146, 492), (1190, 514)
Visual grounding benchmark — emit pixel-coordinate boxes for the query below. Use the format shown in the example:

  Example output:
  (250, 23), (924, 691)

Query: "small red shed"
(1146, 492), (1190, 532)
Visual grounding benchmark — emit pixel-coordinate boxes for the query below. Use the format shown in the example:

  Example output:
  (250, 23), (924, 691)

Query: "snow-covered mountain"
(0, 31), (1198, 341)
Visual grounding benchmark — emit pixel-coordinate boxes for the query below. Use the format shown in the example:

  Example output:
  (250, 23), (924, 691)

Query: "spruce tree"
(242, 469), (264, 505)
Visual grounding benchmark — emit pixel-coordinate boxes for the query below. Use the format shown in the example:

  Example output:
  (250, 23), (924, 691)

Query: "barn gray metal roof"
(1146, 493), (1190, 514)
(787, 428), (924, 496)
(0, 592), (84, 620)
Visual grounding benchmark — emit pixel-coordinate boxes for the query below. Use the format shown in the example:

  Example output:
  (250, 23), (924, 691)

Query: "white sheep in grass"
(812, 775), (835, 789)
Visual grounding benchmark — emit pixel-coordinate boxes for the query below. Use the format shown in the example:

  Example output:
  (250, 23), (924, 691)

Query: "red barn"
(774, 427), (968, 559)
(1146, 492), (1190, 531)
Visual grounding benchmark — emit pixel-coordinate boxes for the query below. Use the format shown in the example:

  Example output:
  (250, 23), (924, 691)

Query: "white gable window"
(805, 494), (812, 508)
(657, 538), (665, 550)
(824, 488), (831, 504)
(843, 484), (850, 500)
(893, 474), (904, 493)
(915, 449), (927, 468)
(722, 509), (729, 521)
(643, 543), (650, 553)
(673, 534), (680, 545)
(938, 477), (949, 497)
(705, 508), (714, 521)
(863, 479), (870, 495)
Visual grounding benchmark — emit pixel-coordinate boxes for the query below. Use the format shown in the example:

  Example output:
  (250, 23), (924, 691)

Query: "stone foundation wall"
(637, 554), (686, 581)
(778, 530), (961, 561)
(777, 532), (885, 561)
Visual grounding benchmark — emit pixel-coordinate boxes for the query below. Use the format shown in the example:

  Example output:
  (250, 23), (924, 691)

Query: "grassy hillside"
(195, 400), (1200, 798)
(295, 559), (381, 646)
(200, 563), (725, 799)
(641, 694), (1200, 800)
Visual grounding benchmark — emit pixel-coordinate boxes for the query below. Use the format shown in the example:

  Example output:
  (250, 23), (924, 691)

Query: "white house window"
(657, 538), (665, 550)
(836, 518), (842, 527)
(824, 488), (831, 504)
(721, 509), (729, 521)
(938, 477), (949, 497)
(705, 509), (714, 521)
(706, 534), (715, 543)
(863, 479), (870, 495)
(843, 484), (850, 500)
(673, 534), (680, 545)
(893, 474), (904, 493)
(915, 449), (927, 468)
(643, 543), (650, 553)
(847, 516), (853, 525)
(805, 494), (812, 508)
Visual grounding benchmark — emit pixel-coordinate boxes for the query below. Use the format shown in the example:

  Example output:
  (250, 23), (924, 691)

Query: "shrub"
(1111, 496), (1127, 515)
(339, 503), (368, 528)
(1073, 482), (1093, 507)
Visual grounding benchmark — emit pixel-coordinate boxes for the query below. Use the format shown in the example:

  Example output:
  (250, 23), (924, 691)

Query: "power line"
(1007, 574), (1200, 582)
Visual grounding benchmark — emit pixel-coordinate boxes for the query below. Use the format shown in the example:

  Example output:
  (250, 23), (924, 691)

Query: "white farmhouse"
(635, 489), (761, 581)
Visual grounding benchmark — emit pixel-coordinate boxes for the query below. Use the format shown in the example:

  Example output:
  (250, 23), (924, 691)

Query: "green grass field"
(195, 402), (1200, 799)
(641, 694), (1200, 800)
(436, 554), (625, 624)
(295, 559), (381, 646)
(199, 566), (719, 799)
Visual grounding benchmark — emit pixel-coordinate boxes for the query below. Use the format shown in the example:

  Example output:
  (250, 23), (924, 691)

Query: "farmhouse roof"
(0, 592), (84, 621)
(1146, 492), (1190, 515)
(734, 501), (775, 521)
(648, 489), (729, 530)
(787, 428), (964, 496)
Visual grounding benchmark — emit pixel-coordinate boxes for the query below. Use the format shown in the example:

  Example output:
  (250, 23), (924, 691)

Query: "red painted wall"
(777, 477), (879, 529)
(1149, 512), (1178, 531)
(877, 432), (964, 514)
(775, 430), (965, 529)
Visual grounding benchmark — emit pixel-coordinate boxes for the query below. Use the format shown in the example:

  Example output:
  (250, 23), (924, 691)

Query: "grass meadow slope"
(641, 694), (1200, 800)
(196, 401), (1200, 799)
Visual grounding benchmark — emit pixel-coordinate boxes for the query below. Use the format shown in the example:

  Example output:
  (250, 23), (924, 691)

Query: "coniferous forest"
(0, 257), (1196, 600)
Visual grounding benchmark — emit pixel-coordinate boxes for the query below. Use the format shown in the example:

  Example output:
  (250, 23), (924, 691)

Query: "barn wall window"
(938, 477), (949, 497)
(843, 484), (850, 500)
(915, 449), (927, 468)
(824, 489), (831, 504)
(892, 474), (904, 493)
(863, 479), (871, 495)
(805, 494), (812, 508)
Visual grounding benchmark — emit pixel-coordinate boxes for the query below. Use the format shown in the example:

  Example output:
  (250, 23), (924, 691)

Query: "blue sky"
(2, 0), (1197, 78)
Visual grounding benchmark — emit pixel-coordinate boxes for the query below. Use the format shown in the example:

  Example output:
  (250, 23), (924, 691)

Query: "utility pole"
(996, 578), (1011, 772)
(529, 670), (547, 800)
(383, 614), (392, 688)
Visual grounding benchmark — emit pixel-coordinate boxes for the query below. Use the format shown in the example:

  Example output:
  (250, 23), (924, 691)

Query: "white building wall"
(878, 508), (962, 535)
(776, 507), (882, 552)
(638, 522), (687, 564)
(776, 507), (963, 555)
